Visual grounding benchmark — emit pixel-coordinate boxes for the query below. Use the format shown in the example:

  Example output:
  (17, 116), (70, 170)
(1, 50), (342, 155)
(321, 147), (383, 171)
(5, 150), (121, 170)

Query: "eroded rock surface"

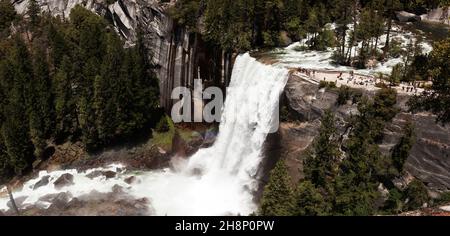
(54, 174), (74, 189)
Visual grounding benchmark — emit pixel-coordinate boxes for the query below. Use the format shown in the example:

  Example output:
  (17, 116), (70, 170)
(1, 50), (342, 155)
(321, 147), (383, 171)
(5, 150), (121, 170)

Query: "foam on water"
(0, 53), (289, 216)
(0, 164), (128, 211)
(274, 24), (433, 76)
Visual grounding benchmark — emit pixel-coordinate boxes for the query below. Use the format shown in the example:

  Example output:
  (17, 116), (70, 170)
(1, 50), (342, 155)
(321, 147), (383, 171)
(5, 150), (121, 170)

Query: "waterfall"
(130, 53), (289, 215)
(0, 53), (289, 216)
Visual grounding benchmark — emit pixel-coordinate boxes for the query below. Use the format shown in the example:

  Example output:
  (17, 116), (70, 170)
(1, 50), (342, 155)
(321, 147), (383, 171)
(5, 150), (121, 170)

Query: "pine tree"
(27, 0), (41, 28)
(0, 135), (13, 180)
(260, 160), (295, 216)
(1, 95), (35, 175)
(0, 0), (16, 33)
(0, 37), (35, 174)
(294, 181), (331, 216)
(384, 188), (404, 214)
(54, 56), (79, 141)
(405, 179), (429, 210)
(28, 45), (55, 157)
(261, 0), (283, 47)
(409, 38), (450, 123)
(304, 110), (340, 188)
(282, 0), (306, 41)
(391, 121), (415, 172)
(94, 33), (123, 145)
(333, 0), (354, 64)
(129, 29), (159, 129)
(0, 59), (14, 179)
(78, 58), (99, 151)
(383, 0), (402, 58)
(47, 21), (68, 69)
(305, 8), (320, 48)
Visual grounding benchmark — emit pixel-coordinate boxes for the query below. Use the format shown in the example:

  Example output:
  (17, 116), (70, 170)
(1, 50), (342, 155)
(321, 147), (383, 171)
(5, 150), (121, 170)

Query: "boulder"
(48, 192), (72, 210)
(85, 171), (102, 179)
(103, 171), (116, 179)
(38, 193), (60, 203)
(396, 11), (421, 22)
(112, 184), (124, 194)
(7, 196), (27, 209)
(86, 170), (116, 179)
(124, 176), (137, 185)
(53, 173), (74, 189)
(33, 175), (50, 190)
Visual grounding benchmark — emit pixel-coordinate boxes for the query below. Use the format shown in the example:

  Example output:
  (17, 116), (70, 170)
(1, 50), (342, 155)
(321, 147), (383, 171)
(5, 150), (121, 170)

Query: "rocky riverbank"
(0, 123), (217, 216)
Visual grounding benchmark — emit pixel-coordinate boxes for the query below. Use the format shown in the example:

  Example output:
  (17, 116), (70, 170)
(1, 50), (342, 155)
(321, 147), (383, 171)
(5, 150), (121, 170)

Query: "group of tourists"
(295, 67), (423, 95)
(296, 67), (316, 78)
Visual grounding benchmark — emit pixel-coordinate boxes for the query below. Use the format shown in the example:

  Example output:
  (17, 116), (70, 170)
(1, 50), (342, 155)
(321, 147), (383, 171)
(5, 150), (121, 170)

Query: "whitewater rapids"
(0, 53), (289, 216)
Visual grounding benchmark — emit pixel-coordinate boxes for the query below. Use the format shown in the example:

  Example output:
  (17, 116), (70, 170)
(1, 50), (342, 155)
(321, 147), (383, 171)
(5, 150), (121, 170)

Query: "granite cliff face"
(13, 0), (231, 111)
(281, 75), (450, 192)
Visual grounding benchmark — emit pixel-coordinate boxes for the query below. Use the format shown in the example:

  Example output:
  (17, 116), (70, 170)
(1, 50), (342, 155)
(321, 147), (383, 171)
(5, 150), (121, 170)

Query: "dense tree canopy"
(259, 160), (295, 216)
(0, 5), (160, 181)
(171, 0), (448, 53)
(0, 0), (16, 33)
(409, 38), (450, 124)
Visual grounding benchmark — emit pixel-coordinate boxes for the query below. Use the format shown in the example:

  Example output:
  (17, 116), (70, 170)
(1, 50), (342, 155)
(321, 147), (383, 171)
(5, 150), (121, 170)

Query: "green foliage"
(53, 57), (78, 141)
(389, 39), (405, 58)
(0, 5), (160, 179)
(304, 110), (340, 187)
(28, 45), (55, 157)
(259, 160), (295, 216)
(0, 0), (17, 33)
(155, 116), (170, 133)
(313, 28), (336, 51)
(294, 181), (330, 216)
(336, 85), (351, 106)
(405, 179), (429, 210)
(405, 54), (428, 82)
(173, 0), (339, 51)
(384, 188), (405, 214)
(319, 81), (336, 89)
(435, 191), (450, 204)
(372, 88), (399, 122)
(389, 63), (404, 85)
(391, 122), (415, 172)
(27, 0), (41, 28)
(409, 38), (450, 124)
(169, 0), (200, 31)
(0, 37), (36, 175)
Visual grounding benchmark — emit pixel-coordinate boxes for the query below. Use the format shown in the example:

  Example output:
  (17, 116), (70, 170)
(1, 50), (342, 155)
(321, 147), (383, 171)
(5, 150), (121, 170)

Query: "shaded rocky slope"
(281, 75), (450, 192)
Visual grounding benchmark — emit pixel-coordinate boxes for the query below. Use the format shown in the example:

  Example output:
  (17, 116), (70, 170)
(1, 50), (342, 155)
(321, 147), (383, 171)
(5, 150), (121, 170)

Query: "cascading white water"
(129, 53), (289, 215)
(0, 53), (289, 216)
